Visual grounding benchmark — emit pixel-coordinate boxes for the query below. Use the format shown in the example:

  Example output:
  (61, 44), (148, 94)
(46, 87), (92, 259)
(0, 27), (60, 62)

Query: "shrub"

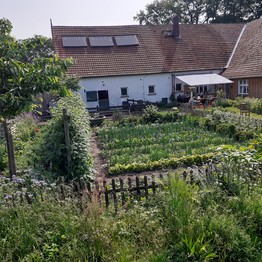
(35, 94), (93, 181)
(11, 113), (39, 170)
(142, 105), (159, 123)
(231, 97), (262, 115)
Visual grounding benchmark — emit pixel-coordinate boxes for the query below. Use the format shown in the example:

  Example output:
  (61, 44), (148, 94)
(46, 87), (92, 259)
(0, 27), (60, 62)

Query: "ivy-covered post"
(63, 108), (72, 181)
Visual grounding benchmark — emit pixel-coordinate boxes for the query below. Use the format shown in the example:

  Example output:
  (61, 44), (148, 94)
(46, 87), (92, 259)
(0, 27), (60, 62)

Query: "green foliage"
(99, 116), (237, 174)
(0, 193), (166, 261)
(233, 97), (262, 115)
(105, 110), (179, 127)
(202, 109), (262, 141)
(134, 0), (262, 25)
(35, 94), (93, 181)
(1, 160), (262, 261)
(0, 18), (81, 178)
(0, 138), (7, 170)
(12, 113), (39, 170)
(142, 105), (160, 123)
(0, 18), (77, 120)
(109, 153), (214, 175)
(250, 133), (262, 159)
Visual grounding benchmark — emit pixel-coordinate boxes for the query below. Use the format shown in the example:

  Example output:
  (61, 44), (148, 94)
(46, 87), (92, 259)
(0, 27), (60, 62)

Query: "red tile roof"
(223, 18), (262, 79)
(52, 23), (244, 78)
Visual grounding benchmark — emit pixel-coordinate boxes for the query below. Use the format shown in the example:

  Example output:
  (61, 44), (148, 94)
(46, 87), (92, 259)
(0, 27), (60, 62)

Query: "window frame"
(86, 91), (98, 102)
(176, 83), (182, 91)
(120, 87), (128, 97)
(238, 80), (249, 95)
(148, 85), (156, 95)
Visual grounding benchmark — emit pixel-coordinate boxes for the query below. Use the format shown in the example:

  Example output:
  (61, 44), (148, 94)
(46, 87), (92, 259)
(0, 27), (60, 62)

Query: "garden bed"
(98, 118), (240, 175)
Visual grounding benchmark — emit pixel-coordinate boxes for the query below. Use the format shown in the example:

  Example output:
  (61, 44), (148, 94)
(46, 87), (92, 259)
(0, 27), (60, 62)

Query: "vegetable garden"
(98, 111), (261, 175)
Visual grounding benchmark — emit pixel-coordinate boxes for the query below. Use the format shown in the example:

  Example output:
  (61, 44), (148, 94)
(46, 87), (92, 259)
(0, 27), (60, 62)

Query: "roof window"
(62, 36), (87, 47)
(114, 35), (139, 46)
(89, 36), (114, 47)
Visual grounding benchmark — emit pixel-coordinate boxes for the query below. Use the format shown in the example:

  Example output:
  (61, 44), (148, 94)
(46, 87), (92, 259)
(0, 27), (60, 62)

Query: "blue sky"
(2, 0), (152, 39)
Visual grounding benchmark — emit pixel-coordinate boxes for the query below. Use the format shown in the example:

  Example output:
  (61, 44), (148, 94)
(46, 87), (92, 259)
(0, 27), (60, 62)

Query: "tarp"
(175, 73), (233, 86)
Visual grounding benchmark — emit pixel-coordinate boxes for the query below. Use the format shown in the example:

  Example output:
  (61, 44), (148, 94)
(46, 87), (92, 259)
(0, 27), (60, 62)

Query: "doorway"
(98, 90), (109, 109)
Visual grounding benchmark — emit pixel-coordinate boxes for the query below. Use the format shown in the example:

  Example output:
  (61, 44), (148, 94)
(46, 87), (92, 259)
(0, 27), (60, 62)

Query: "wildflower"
(12, 175), (25, 184)
(4, 194), (12, 200)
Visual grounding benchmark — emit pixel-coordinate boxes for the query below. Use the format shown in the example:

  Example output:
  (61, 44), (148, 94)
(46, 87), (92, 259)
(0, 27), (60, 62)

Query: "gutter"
(225, 24), (247, 69)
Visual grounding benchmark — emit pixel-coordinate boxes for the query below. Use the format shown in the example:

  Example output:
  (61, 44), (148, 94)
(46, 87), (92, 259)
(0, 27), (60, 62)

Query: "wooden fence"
(2, 166), (262, 212)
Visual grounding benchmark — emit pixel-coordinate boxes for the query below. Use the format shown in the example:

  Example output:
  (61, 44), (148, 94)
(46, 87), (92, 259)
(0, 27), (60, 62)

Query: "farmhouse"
(51, 17), (262, 109)
(222, 19), (262, 98)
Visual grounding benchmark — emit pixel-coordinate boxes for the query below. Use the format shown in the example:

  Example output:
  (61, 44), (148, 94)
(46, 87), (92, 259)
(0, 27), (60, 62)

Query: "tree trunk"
(3, 119), (16, 179)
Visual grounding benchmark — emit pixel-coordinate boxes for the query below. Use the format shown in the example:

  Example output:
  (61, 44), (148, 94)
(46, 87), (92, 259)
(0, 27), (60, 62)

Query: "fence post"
(182, 171), (187, 181)
(136, 176), (141, 201)
(120, 178), (125, 206)
(152, 175), (156, 194)
(144, 176), (148, 200)
(190, 170), (194, 184)
(112, 179), (117, 213)
(128, 177), (132, 201)
(103, 180), (109, 208)
(63, 108), (72, 181)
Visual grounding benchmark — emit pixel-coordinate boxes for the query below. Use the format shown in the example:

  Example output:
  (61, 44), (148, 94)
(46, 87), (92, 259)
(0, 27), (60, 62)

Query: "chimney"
(171, 16), (180, 38)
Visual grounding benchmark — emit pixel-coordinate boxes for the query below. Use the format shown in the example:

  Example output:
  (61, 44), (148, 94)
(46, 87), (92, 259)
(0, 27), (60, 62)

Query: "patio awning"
(175, 73), (233, 86)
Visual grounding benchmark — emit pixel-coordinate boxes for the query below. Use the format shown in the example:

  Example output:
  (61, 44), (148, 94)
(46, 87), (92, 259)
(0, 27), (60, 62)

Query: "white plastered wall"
(79, 73), (172, 108)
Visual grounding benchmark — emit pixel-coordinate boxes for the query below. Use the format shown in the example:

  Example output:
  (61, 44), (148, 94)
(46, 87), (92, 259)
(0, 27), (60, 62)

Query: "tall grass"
(1, 162), (262, 261)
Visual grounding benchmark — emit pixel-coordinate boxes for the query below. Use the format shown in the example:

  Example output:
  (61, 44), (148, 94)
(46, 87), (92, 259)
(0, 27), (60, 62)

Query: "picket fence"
(2, 165), (262, 212)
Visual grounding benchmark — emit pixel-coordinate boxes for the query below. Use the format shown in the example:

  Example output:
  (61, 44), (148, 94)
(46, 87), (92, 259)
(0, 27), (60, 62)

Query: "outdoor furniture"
(240, 103), (250, 117)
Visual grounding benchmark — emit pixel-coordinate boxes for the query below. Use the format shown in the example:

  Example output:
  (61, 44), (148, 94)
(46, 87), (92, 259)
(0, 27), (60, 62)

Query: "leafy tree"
(134, 0), (178, 25)
(134, 0), (262, 24)
(134, 0), (206, 24)
(0, 18), (78, 178)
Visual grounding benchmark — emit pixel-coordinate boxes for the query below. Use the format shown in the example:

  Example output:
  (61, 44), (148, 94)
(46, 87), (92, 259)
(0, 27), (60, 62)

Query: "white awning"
(175, 73), (232, 86)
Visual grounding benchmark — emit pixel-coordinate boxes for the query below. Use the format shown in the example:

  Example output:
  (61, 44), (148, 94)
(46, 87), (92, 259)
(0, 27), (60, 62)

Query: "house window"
(120, 87), (128, 97)
(148, 85), (155, 94)
(197, 85), (208, 94)
(176, 83), (182, 91)
(86, 91), (97, 102)
(238, 80), (249, 95)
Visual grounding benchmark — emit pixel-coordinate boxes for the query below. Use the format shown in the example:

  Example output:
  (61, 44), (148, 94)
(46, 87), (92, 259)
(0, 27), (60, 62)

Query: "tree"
(0, 18), (78, 178)
(134, 0), (262, 25)
(134, 0), (206, 24)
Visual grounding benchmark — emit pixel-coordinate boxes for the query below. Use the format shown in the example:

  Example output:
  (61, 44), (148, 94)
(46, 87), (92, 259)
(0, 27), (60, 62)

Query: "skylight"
(114, 35), (139, 46)
(89, 36), (114, 47)
(62, 36), (87, 47)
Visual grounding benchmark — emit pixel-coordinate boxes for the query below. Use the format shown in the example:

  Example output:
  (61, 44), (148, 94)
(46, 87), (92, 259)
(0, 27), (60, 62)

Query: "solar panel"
(89, 36), (114, 47)
(114, 35), (139, 46)
(62, 36), (87, 47)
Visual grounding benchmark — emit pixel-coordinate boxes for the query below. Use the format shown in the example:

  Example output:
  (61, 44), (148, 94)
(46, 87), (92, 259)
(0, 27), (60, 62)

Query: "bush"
(12, 113), (39, 170)
(142, 105), (159, 123)
(35, 94), (93, 181)
(201, 109), (261, 141)
(231, 97), (262, 115)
